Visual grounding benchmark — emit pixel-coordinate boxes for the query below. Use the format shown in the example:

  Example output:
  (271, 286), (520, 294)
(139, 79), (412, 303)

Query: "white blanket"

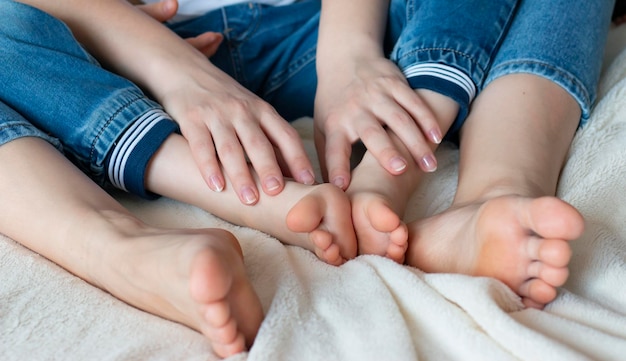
(3, 28), (626, 361)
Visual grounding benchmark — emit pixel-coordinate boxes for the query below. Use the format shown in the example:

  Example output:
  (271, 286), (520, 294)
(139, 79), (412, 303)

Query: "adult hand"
(314, 54), (441, 189)
(135, 0), (316, 205)
(153, 51), (315, 205)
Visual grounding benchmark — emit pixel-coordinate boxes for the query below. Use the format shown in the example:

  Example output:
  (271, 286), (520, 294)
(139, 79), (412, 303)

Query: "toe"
(519, 278), (558, 306)
(367, 200), (402, 233)
(538, 239), (572, 267)
(205, 316), (240, 346)
(212, 332), (247, 358)
(521, 297), (546, 310)
(526, 237), (571, 267)
(310, 230), (333, 252)
(530, 197), (585, 240)
(311, 231), (344, 265)
(385, 243), (407, 264)
(528, 261), (569, 287)
(389, 223), (409, 247)
(286, 195), (323, 233)
(321, 244), (344, 266)
(204, 301), (231, 329)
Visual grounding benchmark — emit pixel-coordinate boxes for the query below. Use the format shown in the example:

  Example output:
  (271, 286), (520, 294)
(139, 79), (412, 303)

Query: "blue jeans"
(170, 0), (613, 131)
(0, 0), (614, 198)
(0, 0), (177, 197)
(168, 0), (321, 120)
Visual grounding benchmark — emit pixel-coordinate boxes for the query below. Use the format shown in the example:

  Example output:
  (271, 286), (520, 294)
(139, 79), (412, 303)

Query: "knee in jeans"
(0, 1), (68, 41)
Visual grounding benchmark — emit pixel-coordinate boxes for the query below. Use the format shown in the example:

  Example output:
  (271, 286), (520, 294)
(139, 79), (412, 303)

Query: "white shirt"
(142, 0), (297, 22)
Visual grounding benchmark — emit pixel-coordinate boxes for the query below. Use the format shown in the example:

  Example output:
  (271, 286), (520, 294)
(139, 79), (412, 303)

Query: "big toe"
(286, 195), (323, 233)
(366, 199), (403, 233)
(530, 197), (585, 240)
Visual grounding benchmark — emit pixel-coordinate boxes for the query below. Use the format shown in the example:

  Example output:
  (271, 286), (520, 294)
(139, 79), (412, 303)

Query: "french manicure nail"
(241, 187), (257, 205)
(265, 177), (281, 192)
(421, 154), (437, 172)
(429, 129), (442, 144)
(332, 176), (345, 189)
(209, 175), (224, 192)
(299, 170), (316, 185)
(389, 157), (407, 172)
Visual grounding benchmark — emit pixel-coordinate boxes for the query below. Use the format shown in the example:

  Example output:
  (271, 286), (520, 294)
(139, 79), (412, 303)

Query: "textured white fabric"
(2, 27), (626, 361)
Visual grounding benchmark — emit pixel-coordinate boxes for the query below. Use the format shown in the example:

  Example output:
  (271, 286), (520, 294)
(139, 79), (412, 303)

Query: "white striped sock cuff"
(403, 63), (476, 102)
(107, 109), (174, 194)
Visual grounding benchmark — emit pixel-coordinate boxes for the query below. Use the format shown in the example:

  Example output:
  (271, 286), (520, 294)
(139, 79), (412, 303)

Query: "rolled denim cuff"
(106, 109), (179, 199)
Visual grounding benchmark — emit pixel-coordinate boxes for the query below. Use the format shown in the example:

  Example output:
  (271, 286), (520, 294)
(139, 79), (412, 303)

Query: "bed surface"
(2, 27), (626, 361)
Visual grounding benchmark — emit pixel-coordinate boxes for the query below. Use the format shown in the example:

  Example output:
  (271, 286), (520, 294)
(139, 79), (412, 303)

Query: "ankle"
(453, 180), (553, 207)
(79, 210), (148, 290)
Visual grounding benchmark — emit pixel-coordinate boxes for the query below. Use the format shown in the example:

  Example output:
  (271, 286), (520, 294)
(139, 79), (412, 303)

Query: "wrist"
(317, 33), (384, 72)
(138, 44), (210, 99)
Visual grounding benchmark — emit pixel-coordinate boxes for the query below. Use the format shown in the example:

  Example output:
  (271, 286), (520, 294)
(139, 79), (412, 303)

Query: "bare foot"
(280, 183), (358, 265)
(405, 196), (584, 309)
(146, 135), (357, 266)
(342, 87), (458, 262)
(345, 147), (421, 263)
(89, 216), (264, 358)
(349, 190), (409, 263)
(214, 181), (358, 266)
(0, 138), (262, 358)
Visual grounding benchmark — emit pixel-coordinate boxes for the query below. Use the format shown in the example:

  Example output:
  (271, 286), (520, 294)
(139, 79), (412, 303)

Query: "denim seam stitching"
(222, 4), (263, 86)
(0, 122), (43, 133)
(397, 47), (483, 84)
(89, 95), (144, 166)
(265, 46), (316, 96)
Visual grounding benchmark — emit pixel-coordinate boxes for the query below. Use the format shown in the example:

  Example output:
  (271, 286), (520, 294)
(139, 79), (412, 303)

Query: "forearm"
(317, 0), (388, 77)
(15, 0), (209, 101)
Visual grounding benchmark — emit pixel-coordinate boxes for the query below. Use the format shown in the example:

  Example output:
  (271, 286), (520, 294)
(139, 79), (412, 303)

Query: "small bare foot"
(145, 135), (357, 267)
(349, 190), (409, 263)
(148, 136), (357, 266)
(405, 196), (584, 309)
(283, 183), (358, 265)
(344, 145), (419, 263)
(94, 220), (264, 358)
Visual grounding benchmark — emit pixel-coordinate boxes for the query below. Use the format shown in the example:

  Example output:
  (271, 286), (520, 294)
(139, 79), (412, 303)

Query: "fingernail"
(429, 129), (442, 144)
(389, 157), (407, 172)
(264, 177), (281, 192)
(209, 175), (224, 192)
(421, 154), (437, 172)
(241, 187), (258, 205)
(299, 170), (316, 185)
(332, 176), (346, 189)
